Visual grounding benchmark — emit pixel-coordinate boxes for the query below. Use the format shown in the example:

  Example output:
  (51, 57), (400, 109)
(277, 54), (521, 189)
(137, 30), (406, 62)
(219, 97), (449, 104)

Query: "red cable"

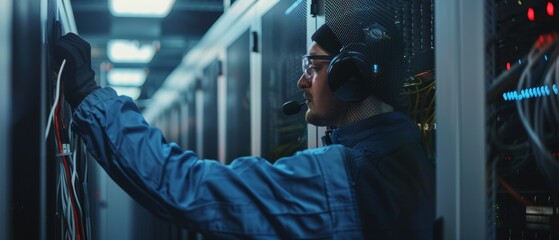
(61, 86), (86, 240)
(497, 176), (534, 206)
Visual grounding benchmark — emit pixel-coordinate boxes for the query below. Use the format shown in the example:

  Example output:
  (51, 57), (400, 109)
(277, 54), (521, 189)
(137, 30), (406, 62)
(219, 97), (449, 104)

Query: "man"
(56, 9), (434, 239)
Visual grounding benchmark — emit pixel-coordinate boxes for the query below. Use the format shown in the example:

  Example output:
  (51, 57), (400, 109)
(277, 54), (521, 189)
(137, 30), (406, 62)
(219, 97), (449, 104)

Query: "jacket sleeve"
(72, 87), (361, 238)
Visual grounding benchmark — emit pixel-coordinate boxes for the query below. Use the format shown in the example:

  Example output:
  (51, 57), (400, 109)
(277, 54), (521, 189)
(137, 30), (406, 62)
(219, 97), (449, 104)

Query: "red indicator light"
(528, 7), (535, 21)
(547, 2), (554, 16)
(506, 62), (511, 70)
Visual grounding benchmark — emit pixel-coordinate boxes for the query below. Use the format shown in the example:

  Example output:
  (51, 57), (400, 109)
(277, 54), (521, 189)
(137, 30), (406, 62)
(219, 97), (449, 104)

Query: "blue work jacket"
(73, 87), (434, 239)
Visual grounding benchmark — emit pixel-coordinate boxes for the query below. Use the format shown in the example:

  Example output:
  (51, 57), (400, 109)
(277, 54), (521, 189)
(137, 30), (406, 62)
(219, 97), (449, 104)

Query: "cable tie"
(57, 152), (73, 157)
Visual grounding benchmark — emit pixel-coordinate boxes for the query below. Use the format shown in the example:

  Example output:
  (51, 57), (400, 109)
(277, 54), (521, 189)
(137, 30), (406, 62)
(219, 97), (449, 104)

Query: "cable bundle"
(47, 60), (91, 240)
(488, 34), (559, 192)
(515, 34), (559, 192)
(401, 71), (436, 160)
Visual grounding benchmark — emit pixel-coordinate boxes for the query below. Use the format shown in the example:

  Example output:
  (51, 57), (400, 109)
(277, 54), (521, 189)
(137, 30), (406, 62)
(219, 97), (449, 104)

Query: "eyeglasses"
(302, 55), (333, 79)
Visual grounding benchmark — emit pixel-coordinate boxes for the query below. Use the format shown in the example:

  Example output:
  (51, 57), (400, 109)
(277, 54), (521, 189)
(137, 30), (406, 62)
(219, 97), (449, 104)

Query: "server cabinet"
(261, 0), (308, 162)
(226, 30), (252, 161)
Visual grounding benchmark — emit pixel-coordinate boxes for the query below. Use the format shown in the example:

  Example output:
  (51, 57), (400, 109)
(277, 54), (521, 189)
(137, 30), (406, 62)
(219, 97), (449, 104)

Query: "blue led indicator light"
(518, 59), (522, 64)
(533, 88), (538, 97)
(501, 85), (559, 101)
(545, 55), (548, 61)
(373, 64), (379, 74)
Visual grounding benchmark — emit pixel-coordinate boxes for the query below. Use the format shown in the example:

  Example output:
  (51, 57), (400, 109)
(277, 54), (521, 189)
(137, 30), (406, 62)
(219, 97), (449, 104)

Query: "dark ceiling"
(70, 0), (224, 105)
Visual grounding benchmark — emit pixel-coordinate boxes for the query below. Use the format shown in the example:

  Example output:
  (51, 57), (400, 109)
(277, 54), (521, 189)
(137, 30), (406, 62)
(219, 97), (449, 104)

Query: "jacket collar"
(324, 111), (420, 156)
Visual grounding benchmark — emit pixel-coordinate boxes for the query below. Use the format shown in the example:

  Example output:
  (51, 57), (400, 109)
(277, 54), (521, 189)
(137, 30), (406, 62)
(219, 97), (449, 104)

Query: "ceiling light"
(108, 69), (147, 86)
(108, 40), (158, 63)
(109, 0), (176, 18)
(111, 86), (142, 100)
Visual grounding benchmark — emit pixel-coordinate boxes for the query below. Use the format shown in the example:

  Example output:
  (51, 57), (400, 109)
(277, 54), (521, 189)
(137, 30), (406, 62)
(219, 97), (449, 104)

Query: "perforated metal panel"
(202, 60), (220, 160)
(226, 30), (251, 162)
(325, 0), (433, 76)
(261, 0), (307, 162)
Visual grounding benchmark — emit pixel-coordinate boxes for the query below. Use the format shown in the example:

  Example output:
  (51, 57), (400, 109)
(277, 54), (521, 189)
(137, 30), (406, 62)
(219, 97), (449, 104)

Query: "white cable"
(45, 59), (67, 140)
(516, 39), (559, 180)
(60, 162), (75, 240)
(66, 171), (76, 240)
(84, 143), (88, 183)
(550, 53), (559, 121)
(61, 164), (71, 239)
(68, 117), (73, 144)
(516, 41), (541, 151)
(71, 145), (84, 223)
(80, 141), (92, 240)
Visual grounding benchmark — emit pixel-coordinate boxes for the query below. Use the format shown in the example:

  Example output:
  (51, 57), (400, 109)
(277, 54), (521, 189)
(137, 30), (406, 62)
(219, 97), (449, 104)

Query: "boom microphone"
(282, 100), (306, 115)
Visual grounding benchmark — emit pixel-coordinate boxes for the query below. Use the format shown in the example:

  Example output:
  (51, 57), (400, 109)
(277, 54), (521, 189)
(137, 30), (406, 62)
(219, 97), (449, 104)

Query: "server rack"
(489, 1), (558, 239)
(260, 0), (308, 162)
(437, 0), (559, 239)
(201, 60), (220, 160)
(7, 0), (82, 239)
(226, 30), (252, 161)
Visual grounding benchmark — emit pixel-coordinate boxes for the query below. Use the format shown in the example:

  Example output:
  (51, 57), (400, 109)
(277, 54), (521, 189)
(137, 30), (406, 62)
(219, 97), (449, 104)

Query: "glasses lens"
(301, 55), (332, 79)
(302, 56), (311, 78)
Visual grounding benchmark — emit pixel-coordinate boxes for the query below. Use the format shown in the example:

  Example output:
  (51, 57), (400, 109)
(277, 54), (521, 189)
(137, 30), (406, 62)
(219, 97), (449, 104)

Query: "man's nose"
(297, 74), (310, 89)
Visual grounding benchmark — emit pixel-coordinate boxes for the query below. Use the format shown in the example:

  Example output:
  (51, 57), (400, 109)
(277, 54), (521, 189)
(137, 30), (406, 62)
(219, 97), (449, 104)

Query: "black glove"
(55, 33), (99, 108)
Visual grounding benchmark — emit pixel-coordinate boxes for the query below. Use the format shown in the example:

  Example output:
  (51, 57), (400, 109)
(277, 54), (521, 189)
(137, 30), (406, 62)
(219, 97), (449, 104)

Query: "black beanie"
(311, 24), (342, 55)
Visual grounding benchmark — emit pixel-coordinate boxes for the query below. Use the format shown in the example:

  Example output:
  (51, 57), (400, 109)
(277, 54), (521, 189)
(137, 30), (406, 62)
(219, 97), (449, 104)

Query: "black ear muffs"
(327, 43), (381, 102)
(326, 21), (394, 103)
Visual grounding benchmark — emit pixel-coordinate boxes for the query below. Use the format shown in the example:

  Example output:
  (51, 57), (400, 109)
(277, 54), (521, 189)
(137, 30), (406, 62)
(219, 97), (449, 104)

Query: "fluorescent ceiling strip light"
(108, 40), (157, 63)
(109, 0), (176, 18)
(108, 68), (147, 86)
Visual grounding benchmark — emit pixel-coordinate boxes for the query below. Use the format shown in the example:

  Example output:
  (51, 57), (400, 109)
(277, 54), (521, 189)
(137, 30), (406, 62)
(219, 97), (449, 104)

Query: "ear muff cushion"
(328, 50), (373, 102)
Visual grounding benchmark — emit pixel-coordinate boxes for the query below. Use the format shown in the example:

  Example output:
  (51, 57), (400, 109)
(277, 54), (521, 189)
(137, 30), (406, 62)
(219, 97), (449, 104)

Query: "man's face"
(297, 41), (348, 126)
